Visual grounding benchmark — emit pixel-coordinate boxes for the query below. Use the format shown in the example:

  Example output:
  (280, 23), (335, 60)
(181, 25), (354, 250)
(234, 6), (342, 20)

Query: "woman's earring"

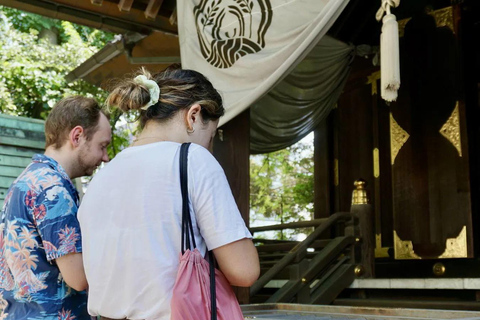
(187, 127), (195, 134)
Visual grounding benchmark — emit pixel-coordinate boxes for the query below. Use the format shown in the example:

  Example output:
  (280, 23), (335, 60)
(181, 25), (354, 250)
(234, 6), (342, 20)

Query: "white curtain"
(177, 0), (350, 126)
(250, 35), (354, 153)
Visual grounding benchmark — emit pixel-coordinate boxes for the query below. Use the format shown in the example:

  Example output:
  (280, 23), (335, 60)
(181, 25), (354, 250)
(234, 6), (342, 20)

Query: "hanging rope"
(376, 0), (401, 102)
(376, 0), (400, 22)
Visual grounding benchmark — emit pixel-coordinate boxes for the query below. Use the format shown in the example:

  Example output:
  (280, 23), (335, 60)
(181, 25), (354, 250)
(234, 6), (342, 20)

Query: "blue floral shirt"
(0, 154), (89, 320)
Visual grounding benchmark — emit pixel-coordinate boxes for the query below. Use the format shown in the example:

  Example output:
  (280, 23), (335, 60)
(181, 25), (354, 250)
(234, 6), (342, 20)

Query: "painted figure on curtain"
(194, 0), (273, 68)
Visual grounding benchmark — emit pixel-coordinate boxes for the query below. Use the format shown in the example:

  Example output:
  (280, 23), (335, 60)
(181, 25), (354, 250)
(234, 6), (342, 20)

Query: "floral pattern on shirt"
(0, 154), (89, 320)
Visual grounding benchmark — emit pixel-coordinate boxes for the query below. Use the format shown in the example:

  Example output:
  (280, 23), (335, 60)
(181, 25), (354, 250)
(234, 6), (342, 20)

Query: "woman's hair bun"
(106, 68), (154, 112)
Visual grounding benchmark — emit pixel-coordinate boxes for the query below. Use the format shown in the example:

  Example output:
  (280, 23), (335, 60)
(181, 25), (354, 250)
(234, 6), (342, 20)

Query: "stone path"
(241, 304), (480, 320)
(245, 315), (369, 320)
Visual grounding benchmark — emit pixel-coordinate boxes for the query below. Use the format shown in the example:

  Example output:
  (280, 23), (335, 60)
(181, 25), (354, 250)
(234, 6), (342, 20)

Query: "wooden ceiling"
(329, 0), (454, 46)
(2, 0), (465, 46)
(65, 31), (181, 88)
(4, 0), (477, 85)
(0, 0), (178, 34)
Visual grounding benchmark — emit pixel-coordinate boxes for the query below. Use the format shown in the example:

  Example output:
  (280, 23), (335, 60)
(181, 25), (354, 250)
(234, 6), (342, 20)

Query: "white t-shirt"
(78, 142), (252, 320)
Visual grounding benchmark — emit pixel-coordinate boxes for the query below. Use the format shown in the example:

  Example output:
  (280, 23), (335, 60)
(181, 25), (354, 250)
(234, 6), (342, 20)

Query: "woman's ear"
(185, 104), (202, 131)
(69, 126), (84, 148)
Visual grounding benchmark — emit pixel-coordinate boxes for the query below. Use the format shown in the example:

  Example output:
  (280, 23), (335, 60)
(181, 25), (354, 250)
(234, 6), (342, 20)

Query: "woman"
(78, 65), (260, 320)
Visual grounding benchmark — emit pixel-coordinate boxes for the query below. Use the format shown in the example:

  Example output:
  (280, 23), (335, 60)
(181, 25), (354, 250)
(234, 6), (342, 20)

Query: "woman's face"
(193, 119), (219, 152)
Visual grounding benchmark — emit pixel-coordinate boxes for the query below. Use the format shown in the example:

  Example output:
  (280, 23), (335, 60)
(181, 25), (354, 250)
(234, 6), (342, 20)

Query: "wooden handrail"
(256, 240), (331, 253)
(266, 236), (355, 303)
(249, 218), (327, 233)
(250, 212), (353, 296)
(252, 239), (295, 244)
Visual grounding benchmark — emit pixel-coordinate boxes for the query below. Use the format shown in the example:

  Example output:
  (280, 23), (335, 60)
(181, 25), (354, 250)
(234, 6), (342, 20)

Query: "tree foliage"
(0, 6), (111, 119)
(0, 6), (132, 157)
(0, 6), (113, 49)
(250, 137), (314, 240)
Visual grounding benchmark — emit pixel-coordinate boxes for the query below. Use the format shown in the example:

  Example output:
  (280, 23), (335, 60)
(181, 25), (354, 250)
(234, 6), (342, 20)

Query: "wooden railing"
(250, 219), (327, 233)
(250, 212), (358, 303)
(248, 179), (374, 304)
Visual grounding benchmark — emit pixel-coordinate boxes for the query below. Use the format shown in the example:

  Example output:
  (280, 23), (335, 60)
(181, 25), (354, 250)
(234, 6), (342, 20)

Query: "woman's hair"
(106, 64), (224, 128)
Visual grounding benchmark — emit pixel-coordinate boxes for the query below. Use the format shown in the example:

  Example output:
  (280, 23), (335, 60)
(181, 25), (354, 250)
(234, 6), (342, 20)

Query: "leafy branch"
(250, 137), (314, 240)
(233, 0), (254, 37)
(201, 0), (222, 30)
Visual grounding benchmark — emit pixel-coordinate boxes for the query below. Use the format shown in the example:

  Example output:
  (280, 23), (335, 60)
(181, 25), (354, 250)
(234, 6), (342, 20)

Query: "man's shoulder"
(6, 162), (69, 202)
(19, 162), (65, 185)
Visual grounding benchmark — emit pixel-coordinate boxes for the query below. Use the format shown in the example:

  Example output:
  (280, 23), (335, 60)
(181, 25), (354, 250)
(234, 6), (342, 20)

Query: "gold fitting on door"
(433, 262), (446, 276)
(354, 265), (365, 277)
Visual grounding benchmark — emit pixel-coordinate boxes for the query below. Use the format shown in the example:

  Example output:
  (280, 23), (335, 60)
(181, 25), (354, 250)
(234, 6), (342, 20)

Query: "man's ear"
(69, 126), (84, 148)
(185, 104), (202, 131)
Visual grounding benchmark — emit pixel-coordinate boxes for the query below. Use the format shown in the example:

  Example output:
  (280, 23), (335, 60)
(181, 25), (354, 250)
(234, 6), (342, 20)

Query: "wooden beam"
(49, 0), (175, 32)
(118, 0), (133, 12)
(145, 0), (164, 21)
(0, 0), (177, 34)
(250, 219), (327, 233)
(169, 6), (177, 25)
(68, 32), (181, 87)
(0, 0), (124, 33)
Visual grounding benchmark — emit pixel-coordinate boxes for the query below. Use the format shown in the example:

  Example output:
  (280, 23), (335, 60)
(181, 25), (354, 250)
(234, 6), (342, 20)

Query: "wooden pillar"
(212, 110), (250, 226)
(291, 259), (310, 303)
(314, 115), (333, 219)
(212, 109), (251, 304)
(350, 180), (375, 278)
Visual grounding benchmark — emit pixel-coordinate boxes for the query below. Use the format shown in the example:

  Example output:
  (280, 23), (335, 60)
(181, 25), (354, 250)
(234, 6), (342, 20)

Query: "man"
(0, 96), (111, 319)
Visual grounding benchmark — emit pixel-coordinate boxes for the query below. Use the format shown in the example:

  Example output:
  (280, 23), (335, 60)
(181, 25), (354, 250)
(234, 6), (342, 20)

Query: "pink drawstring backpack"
(170, 143), (244, 320)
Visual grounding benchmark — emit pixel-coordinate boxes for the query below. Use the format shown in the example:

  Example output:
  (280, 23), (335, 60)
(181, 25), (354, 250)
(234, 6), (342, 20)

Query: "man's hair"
(45, 96), (105, 149)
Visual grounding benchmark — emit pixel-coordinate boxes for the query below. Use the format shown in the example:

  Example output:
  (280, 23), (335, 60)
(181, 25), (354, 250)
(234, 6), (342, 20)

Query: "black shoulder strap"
(209, 250), (217, 320)
(180, 142), (196, 253)
(179, 142), (217, 320)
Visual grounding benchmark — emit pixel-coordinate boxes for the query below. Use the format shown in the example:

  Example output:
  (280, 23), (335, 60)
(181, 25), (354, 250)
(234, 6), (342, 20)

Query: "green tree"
(0, 6), (113, 49)
(0, 7), (110, 119)
(250, 137), (314, 240)
(0, 6), (130, 156)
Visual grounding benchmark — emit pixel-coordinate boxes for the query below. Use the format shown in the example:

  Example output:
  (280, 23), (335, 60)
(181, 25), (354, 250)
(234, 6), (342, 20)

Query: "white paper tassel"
(380, 13), (400, 102)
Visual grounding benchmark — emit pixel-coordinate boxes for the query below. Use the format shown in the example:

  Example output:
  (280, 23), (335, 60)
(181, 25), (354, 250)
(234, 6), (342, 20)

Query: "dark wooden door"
(326, 6), (474, 261)
(389, 6), (473, 259)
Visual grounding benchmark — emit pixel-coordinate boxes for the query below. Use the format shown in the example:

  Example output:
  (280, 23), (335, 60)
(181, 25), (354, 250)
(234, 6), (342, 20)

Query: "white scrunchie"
(133, 75), (160, 110)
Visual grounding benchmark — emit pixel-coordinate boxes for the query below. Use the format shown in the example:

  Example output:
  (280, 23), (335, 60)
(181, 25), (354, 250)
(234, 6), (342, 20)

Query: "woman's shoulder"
(187, 143), (224, 173)
(188, 144), (216, 162)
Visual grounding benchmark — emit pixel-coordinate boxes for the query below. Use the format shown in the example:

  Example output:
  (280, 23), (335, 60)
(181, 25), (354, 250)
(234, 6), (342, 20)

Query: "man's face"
(77, 113), (112, 176)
